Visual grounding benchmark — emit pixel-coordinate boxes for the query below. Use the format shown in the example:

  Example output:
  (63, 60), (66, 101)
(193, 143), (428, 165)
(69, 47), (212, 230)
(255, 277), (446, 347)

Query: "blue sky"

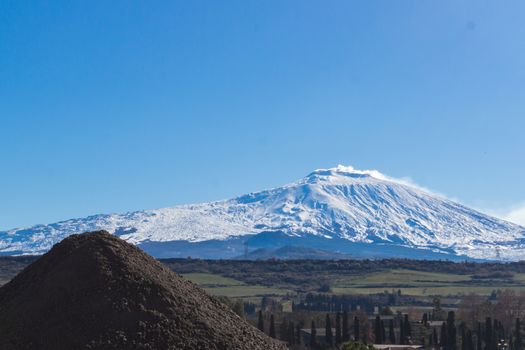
(1, 1), (525, 230)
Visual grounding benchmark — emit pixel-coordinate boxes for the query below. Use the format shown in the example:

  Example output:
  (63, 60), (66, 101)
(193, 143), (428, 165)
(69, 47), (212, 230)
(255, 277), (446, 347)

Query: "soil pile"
(0, 231), (286, 350)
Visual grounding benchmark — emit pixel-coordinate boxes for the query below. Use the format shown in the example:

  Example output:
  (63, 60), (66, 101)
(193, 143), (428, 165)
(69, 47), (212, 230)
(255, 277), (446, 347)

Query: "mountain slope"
(1, 165), (524, 260)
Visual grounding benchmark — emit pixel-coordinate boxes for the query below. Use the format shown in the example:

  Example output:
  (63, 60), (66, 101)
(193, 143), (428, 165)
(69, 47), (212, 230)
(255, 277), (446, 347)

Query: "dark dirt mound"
(0, 231), (286, 350)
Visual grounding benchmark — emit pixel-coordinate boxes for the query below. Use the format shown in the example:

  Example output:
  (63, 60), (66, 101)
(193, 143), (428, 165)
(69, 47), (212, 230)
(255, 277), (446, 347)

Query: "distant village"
(240, 290), (524, 350)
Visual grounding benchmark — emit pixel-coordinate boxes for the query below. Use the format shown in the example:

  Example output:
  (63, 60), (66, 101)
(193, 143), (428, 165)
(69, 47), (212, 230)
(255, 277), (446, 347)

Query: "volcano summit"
(1, 166), (524, 260)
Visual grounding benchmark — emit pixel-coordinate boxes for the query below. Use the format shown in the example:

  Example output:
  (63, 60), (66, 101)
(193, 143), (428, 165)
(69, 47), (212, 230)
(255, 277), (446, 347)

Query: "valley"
(3, 256), (525, 299)
(2, 246), (525, 349)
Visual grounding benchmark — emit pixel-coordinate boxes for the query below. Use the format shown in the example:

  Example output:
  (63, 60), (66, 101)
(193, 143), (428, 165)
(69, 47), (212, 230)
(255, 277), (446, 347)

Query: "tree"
(382, 306), (394, 316)
(340, 342), (375, 350)
(465, 330), (474, 350)
(477, 322), (482, 350)
(400, 314), (411, 344)
(441, 322), (448, 349)
(400, 317), (405, 345)
(288, 321), (295, 346)
(433, 297), (445, 320)
(381, 320), (386, 345)
(374, 316), (383, 344)
(269, 314), (276, 338)
(296, 322), (302, 345)
(494, 290), (517, 332)
(432, 328), (438, 346)
(319, 283), (331, 293)
(447, 311), (457, 350)
(461, 323), (467, 350)
(326, 314), (334, 346)
(458, 293), (484, 329)
(516, 318), (523, 350)
(404, 314), (412, 342)
(354, 316), (360, 342)
(336, 312), (342, 345)
(485, 317), (493, 350)
(279, 318), (289, 341)
(494, 319), (504, 348)
(232, 299), (245, 319)
(258, 310), (264, 332)
(261, 296), (269, 311)
(343, 311), (350, 342)
(311, 320), (317, 348)
(389, 319), (396, 344)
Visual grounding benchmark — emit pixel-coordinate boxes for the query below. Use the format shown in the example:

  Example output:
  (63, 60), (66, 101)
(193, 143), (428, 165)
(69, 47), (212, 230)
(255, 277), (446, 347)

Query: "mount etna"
(1, 166), (524, 261)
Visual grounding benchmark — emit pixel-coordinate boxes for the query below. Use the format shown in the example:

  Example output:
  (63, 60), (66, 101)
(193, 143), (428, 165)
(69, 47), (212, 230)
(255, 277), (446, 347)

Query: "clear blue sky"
(1, 1), (525, 230)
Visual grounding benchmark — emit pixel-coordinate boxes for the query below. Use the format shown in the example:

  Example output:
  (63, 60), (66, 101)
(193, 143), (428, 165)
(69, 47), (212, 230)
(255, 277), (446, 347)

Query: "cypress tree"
(389, 319), (396, 344)
(326, 314), (333, 346)
(516, 318), (523, 350)
(288, 321), (295, 345)
(258, 310), (264, 332)
(354, 316), (360, 342)
(477, 322), (482, 350)
(296, 323), (302, 345)
(466, 330), (474, 350)
(336, 312), (342, 344)
(278, 318), (288, 341)
(400, 317), (405, 345)
(441, 322), (448, 349)
(269, 314), (276, 338)
(405, 314), (412, 340)
(461, 323), (467, 350)
(343, 311), (349, 341)
(447, 311), (457, 350)
(381, 320), (386, 345)
(375, 315), (382, 344)
(311, 320), (317, 347)
(493, 320), (501, 348)
(485, 317), (493, 350)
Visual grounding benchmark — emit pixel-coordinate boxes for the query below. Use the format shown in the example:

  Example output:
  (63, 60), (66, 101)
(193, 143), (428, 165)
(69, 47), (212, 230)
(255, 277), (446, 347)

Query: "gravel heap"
(0, 230), (286, 350)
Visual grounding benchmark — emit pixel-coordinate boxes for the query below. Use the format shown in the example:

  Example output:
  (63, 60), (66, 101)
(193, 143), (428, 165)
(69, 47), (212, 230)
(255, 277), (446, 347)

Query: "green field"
(181, 268), (525, 298)
(182, 273), (243, 286)
(182, 273), (289, 298)
(3, 257), (525, 299)
(330, 269), (525, 296)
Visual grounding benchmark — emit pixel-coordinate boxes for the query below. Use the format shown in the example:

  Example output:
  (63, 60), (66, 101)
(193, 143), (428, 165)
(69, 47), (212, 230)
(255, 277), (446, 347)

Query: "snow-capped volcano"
(2, 165), (525, 260)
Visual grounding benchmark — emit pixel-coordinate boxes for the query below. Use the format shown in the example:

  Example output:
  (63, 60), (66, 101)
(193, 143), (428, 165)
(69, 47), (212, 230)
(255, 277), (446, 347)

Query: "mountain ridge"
(1, 165), (524, 261)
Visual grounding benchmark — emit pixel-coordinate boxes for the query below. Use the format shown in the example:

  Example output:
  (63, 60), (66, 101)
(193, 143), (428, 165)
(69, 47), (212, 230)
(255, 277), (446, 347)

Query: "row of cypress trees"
(311, 312), (361, 347)
(257, 311), (362, 347)
(257, 311), (276, 338)
(373, 314), (412, 344)
(258, 311), (303, 345)
(257, 309), (524, 350)
(334, 311), (360, 344)
(424, 311), (523, 350)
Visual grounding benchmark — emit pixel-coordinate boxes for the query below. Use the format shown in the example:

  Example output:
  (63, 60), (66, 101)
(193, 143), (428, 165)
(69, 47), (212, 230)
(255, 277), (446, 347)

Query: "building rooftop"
(373, 345), (424, 350)
(300, 328), (336, 336)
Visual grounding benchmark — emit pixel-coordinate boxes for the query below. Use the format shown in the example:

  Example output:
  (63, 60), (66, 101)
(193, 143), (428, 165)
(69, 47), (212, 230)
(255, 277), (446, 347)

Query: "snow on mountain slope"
(1, 165), (525, 260)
